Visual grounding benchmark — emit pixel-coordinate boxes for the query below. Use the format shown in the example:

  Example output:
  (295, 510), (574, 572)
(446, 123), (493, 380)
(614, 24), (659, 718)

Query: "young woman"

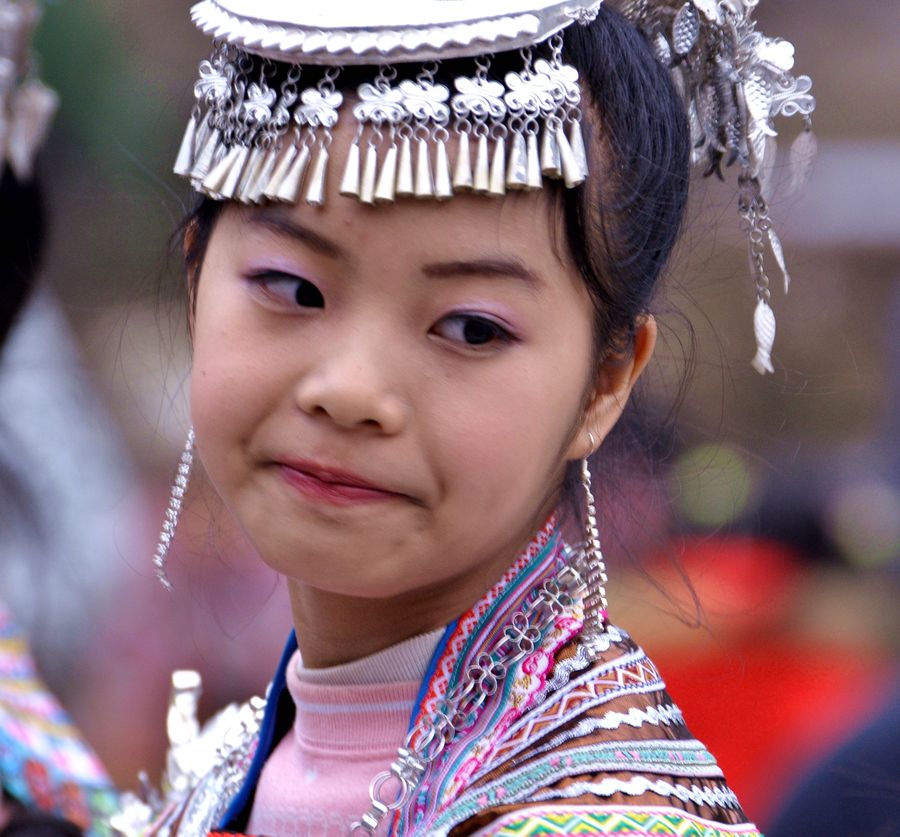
(113, 1), (814, 834)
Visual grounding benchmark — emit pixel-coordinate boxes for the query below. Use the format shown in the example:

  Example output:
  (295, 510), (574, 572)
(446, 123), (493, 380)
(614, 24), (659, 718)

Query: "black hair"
(0, 165), (47, 548)
(0, 165), (45, 347)
(178, 5), (691, 522)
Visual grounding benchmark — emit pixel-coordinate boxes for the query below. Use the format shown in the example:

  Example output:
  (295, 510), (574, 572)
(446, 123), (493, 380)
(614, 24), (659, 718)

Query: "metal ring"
(371, 773), (408, 811)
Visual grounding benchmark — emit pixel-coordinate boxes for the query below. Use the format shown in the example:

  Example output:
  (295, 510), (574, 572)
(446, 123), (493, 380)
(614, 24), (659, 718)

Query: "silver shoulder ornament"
(108, 670), (267, 837)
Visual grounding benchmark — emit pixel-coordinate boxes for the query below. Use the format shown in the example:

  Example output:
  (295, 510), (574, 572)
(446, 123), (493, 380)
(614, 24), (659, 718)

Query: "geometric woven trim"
(531, 777), (742, 810)
(470, 804), (763, 836)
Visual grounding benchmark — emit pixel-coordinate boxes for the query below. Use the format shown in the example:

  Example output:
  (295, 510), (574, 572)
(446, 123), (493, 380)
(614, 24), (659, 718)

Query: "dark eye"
(433, 314), (513, 347)
(293, 279), (324, 308)
(249, 271), (325, 309)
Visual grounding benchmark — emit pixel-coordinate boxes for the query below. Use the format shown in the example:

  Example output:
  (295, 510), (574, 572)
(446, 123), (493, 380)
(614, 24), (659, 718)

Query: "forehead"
(232, 115), (573, 272)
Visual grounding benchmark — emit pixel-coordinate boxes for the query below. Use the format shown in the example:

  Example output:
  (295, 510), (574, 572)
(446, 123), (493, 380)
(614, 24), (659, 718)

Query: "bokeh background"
(2, 0), (898, 830)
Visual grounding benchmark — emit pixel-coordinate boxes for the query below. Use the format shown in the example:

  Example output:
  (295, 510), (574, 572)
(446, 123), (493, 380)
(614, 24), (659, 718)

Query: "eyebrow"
(246, 209), (541, 289)
(422, 258), (541, 289)
(246, 209), (345, 260)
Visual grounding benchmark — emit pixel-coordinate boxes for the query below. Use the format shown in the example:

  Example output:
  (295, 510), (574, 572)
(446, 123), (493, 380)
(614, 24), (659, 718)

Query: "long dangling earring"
(153, 427), (196, 592)
(580, 432), (609, 634)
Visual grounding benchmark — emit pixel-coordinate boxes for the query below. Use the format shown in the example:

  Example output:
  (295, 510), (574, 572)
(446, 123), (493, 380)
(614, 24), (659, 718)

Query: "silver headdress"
(0, 0), (57, 182)
(613, 0), (816, 374)
(175, 0), (598, 207)
(173, 0), (815, 372)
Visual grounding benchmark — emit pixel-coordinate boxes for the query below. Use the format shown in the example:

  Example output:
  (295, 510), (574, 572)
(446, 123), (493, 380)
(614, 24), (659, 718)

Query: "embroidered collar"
(221, 515), (582, 833)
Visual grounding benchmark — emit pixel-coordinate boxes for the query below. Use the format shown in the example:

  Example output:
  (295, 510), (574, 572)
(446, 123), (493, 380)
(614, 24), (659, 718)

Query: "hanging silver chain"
(739, 175), (773, 303)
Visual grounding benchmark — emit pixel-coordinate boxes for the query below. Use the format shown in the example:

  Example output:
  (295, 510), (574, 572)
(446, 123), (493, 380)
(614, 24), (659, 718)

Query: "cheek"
(433, 336), (590, 513)
(189, 283), (272, 488)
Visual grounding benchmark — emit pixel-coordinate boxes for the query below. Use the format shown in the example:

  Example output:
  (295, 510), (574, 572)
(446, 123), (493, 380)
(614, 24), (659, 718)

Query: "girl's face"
(191, 172), (651, 633)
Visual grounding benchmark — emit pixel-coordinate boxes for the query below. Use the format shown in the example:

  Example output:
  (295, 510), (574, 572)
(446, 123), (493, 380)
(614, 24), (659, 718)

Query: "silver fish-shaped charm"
(751, 298), (776, 375)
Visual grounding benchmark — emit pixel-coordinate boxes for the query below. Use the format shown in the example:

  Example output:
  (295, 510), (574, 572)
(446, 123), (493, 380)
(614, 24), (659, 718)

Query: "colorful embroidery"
(518, 703), (686, 764)
(400, 521), (576, 832)
(0, 604), (118, 834)
(434, 741), (725, 830)
(530, 776), (741, 809)
(135, 520), (760, 837)
(485, 646), (665, 772)
(470, 805), (763, 836)
(417, 516), (559, 720)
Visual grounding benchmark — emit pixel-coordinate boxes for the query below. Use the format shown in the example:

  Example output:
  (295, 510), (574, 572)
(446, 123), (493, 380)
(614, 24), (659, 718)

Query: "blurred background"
(1, 0), (898, 831)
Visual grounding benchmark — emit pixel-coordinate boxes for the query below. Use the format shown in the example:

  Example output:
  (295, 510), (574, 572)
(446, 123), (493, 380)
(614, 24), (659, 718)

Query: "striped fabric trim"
(469, 805), (763, 836)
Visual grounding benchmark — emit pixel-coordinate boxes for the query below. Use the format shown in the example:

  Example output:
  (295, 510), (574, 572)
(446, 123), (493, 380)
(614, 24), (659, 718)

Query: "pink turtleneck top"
(247, 629), (443, 837)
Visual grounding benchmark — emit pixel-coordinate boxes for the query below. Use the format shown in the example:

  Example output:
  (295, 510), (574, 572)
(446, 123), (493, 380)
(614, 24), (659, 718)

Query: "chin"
(256, 542), (420, 599)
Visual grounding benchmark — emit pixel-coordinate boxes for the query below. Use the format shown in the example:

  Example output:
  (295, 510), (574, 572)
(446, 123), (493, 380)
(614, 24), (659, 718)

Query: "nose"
(293, 330), (409, 435)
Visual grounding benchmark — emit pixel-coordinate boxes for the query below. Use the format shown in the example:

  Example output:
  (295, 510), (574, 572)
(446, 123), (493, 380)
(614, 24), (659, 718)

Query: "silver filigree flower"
(451, 75), (506, 121)
(354, 80), (405, 123)
(294, 86), (343, 128)
(398, 78), (450, 123)
(194, 59), (233, 105)
(242, 82), (277, 123)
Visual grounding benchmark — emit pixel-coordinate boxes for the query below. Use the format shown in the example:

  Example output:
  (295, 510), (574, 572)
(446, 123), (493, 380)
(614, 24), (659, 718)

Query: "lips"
(276, 458), (403, 506)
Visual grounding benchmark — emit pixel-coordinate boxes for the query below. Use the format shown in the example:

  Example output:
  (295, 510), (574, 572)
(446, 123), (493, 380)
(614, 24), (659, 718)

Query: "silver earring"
(580, 433), (608, 634)
(153, 427), (195, 592)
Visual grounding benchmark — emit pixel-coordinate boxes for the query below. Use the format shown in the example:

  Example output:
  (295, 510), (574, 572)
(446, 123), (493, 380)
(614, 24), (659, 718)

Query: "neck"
(288, 516), (558, 669)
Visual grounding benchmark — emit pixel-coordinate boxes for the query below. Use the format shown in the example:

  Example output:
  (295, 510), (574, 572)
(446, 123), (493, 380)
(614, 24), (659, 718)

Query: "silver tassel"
(173, 116), (199, 177)
(453, 132), (473, 191)
(415, 138), (434, 199)
(540, 124), (562, 178)
(264, 141), (300, 201)
(247, 144), (280, 203)
(434, 139), (453, 201)
(202, 144), (242, 195)
(360, 142), (378, 205)
(339, 139), (362, 198)
(275, 144), (311, 203)
(220, 144), (252, 199)
(556, 126), (585, 189)
(191, 127), (221, 182)
(506, 131), (528, 190)
(238, 146), (267, 202)
(193, 119), (212, 163)
(488, 137), (506, 197)
(305, 144), (329, 206)
(526, 132), (542, 190)
(569, 120), (589, 180)
(396, 136), (414, 197)
(374, 143), (398, 203)
(473, 134), (490, 193)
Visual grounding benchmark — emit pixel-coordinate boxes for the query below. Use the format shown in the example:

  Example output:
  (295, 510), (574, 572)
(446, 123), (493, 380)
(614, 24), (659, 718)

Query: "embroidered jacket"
(120, 522), (761, 837)
(0, 602), (119, 835)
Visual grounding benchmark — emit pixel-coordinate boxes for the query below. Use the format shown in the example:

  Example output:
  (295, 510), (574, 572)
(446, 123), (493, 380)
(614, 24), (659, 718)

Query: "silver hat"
(173, 0), (815, 373)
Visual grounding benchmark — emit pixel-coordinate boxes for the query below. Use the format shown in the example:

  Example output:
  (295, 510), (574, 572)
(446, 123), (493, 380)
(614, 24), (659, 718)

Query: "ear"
(565, 316), (657, 461)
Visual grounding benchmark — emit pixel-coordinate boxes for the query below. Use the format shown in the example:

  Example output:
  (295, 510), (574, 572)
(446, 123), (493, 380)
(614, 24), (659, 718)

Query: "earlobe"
(565, 316), (657, 462)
